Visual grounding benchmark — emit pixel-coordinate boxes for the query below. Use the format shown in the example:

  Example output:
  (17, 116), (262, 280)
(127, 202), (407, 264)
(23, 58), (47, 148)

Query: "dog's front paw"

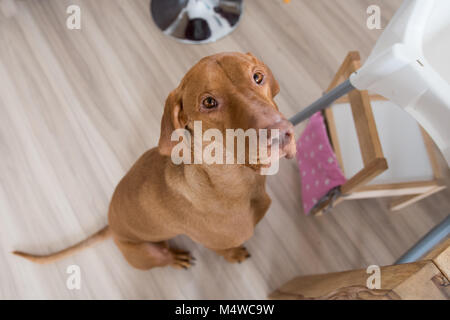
(222, 246), (251, 264)
(169, 248), (195, 270)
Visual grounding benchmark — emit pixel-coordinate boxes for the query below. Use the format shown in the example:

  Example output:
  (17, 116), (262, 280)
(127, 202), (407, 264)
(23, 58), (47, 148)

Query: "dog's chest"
(171, 166), (270, 249)
(185, 194), (267, 249)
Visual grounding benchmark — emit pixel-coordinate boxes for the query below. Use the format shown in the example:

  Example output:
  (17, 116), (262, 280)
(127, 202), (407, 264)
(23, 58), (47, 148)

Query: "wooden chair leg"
(312, 197), (345, 217)
(390, 185), (447, 211)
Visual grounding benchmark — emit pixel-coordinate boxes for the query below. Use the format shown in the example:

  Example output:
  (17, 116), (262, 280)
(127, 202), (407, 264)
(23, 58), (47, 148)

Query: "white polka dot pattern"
(295, 112), (347, 214)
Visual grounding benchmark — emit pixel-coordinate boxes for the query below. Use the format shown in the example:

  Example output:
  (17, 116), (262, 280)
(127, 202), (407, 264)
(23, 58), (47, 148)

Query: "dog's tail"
(12, 226), (111, 264)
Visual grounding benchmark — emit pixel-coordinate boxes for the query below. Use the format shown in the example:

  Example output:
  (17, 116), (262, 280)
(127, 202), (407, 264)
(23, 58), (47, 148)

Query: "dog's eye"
(202, 96), (218, 109)
(253, 72), (264, 85)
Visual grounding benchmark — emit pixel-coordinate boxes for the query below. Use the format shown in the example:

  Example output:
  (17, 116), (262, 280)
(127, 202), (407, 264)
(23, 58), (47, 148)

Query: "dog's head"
(158, 52), (296, 171)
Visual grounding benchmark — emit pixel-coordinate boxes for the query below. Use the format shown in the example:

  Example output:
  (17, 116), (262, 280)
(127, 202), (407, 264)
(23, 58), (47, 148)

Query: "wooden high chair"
(313, 52), (446, 215)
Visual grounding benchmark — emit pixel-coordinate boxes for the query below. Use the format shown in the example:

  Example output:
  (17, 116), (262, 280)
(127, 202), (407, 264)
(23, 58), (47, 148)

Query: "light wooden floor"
(1, 0), (449, 299)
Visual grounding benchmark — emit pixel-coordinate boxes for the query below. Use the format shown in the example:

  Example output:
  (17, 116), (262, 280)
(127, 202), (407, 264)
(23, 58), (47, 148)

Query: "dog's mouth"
(264, 119), (296, 159)
(247, 125), (297, 173)
(268, 129), (296, 160)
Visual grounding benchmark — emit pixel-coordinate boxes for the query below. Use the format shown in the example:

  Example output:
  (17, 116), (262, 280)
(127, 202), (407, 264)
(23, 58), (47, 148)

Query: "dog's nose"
(265, 120), (296, 158)
(266, 120), (294, 146)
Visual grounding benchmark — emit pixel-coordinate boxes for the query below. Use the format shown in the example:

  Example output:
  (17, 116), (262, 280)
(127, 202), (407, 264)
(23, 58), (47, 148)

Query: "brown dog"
(14, 52), (296, 270)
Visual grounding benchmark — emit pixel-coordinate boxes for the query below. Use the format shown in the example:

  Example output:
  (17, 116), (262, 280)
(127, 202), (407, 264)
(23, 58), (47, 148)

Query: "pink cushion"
(296, 112), (346, 214)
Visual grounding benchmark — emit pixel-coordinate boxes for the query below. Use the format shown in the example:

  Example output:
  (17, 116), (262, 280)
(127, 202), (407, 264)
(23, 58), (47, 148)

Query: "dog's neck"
(189, 163), (261, 187)
(167, 161), (265, 199)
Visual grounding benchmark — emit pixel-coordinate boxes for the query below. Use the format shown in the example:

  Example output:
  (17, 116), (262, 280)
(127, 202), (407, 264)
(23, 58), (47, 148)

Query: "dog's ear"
(266, 67), (280, 98)
(158, 89), (186, 156)
(246, 52), (280, 97)
(246, 52), (257, 60)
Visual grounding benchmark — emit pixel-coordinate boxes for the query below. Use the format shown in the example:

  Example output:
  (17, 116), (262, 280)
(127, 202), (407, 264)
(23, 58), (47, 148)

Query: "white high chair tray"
(350, 0), (450, 166)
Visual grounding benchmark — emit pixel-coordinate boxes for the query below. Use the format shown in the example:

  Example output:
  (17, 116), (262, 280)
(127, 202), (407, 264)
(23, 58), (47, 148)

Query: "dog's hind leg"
(113, 238), (193, 270)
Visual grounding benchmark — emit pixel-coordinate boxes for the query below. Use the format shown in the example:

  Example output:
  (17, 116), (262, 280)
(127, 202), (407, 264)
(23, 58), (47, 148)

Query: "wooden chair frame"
(269, 238), (450, 300)
(313, 52), (445, 215)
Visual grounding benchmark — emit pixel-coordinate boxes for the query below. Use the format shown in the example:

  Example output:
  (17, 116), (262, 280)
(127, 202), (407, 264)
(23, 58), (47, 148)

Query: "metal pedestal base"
(150, 0), (243, 44)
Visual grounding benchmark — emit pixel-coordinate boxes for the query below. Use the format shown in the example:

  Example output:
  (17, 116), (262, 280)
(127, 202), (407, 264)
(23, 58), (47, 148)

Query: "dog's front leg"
(211, 246), (251, 264)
